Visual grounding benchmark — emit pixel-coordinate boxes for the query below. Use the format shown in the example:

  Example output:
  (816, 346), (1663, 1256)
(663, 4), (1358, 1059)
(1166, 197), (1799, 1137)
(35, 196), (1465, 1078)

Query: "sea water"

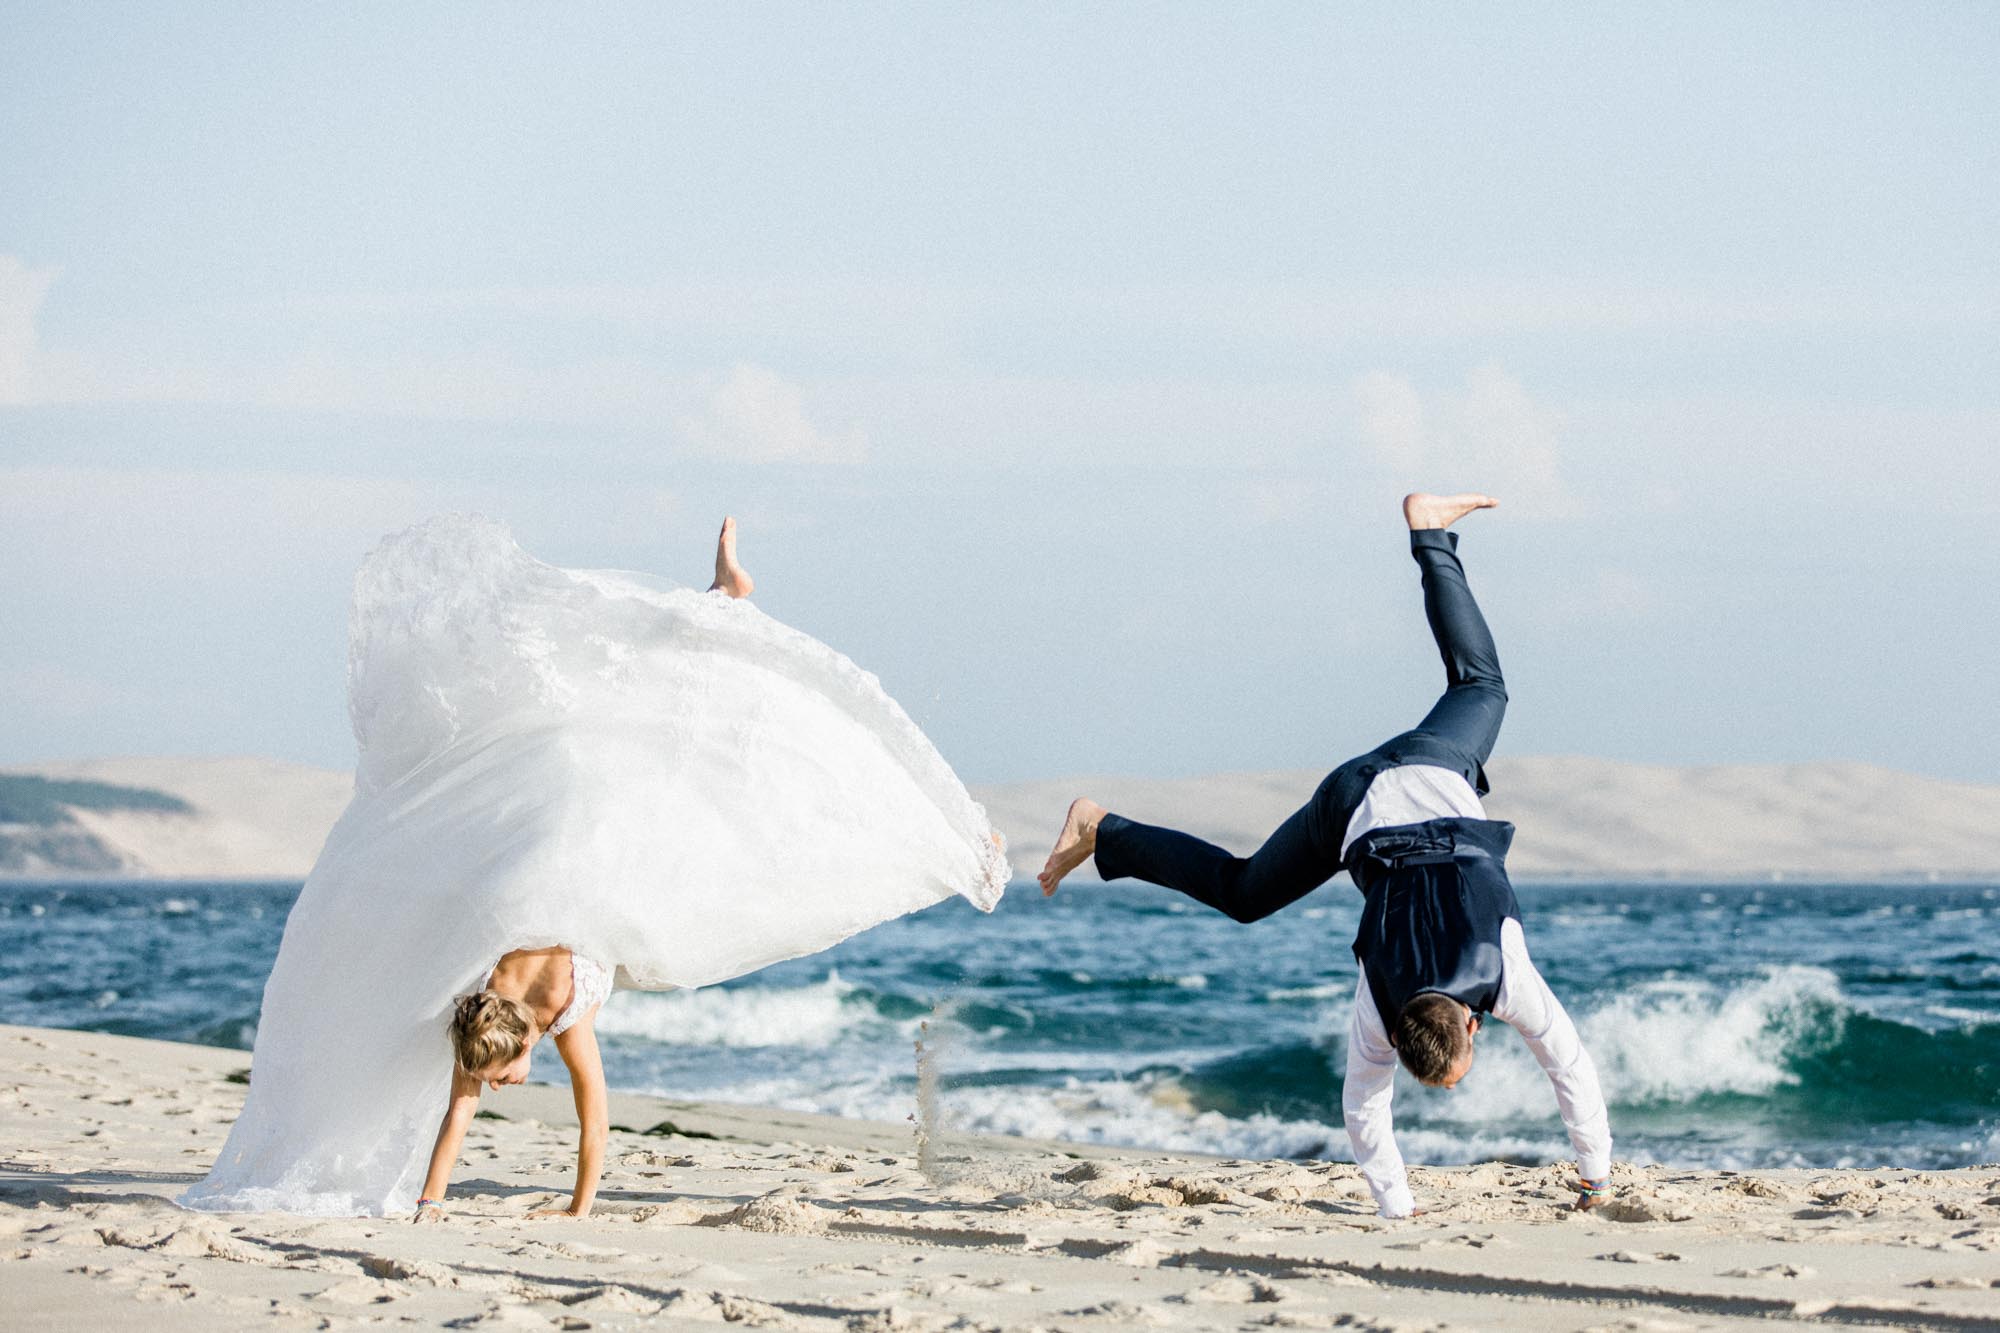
(3, 878), (1996, 1171)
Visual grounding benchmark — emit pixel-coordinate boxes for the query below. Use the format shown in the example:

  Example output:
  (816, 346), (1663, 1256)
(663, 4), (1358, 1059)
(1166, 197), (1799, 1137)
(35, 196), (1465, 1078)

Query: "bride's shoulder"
(489, 945), (571, 982)
(494, 944), (570, 964)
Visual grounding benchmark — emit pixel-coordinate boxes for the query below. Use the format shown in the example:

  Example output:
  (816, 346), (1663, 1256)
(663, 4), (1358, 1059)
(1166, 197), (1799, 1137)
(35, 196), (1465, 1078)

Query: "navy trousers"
(1092, 527), (1508, 922)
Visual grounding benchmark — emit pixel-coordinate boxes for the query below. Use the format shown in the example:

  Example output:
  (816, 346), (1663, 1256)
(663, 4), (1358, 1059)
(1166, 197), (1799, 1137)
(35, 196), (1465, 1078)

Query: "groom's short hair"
(1395, 992), (1470, 1085)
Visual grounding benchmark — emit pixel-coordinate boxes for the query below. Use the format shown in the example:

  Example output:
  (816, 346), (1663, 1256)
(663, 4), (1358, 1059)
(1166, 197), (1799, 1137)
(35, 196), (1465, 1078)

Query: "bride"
(182, 515), (1008, 1218)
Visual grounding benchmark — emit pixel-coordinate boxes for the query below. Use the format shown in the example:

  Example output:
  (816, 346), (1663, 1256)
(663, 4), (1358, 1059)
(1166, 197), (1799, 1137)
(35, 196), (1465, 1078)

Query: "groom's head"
(1393, 993), (1480, 1087)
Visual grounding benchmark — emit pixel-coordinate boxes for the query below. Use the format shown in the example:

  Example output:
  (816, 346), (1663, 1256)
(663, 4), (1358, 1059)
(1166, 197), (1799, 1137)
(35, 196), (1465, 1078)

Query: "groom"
(1039, 493), (1611, 1217)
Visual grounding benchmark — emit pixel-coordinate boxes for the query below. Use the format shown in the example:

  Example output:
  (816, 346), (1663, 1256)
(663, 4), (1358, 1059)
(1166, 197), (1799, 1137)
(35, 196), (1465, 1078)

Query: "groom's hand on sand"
(527, 1206), (587, 1220)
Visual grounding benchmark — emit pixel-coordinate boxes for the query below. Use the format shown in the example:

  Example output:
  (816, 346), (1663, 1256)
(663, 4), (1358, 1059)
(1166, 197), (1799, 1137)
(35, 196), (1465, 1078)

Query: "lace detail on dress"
(548, 954), (612, 1036)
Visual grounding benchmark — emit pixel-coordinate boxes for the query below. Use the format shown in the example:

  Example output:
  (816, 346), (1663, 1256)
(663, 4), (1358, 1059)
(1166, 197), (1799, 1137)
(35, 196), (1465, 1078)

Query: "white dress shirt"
(1341, 763), (1487, 858)
(1337, 765), (1612, 1217)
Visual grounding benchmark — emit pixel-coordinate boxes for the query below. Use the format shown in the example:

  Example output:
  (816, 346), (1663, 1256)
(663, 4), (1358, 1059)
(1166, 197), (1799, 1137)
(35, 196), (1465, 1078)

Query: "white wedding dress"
(182, 515), (1008, 1215)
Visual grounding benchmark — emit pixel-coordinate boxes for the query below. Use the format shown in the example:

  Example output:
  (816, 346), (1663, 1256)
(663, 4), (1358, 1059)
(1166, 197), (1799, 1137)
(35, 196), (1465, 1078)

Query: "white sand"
(9, 753), (2000, 882)
(4, 1024), (1998, 1331)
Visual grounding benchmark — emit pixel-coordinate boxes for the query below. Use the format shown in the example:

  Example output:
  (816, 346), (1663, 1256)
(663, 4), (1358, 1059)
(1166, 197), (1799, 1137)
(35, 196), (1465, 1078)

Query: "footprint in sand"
(1103, 1183), (1186, 1210)
(513, 1239), (625, 1264)
(1064, 1297), (1173, 1324)
(443, 1305), (547, 1329)
(1722, 1262), (1815, 1279)
(1596, 1194), (1696, 1223)
(1156, 1175), (1243, 1205)
(627, 1200), (710, 1226)
(1387, 1231), (1509, 1251)
(1174, 1274), (1284, 1304)
(561, 1284), (664, 1316)
(132, 1277), (200, 1304)
(1101, 1236), (1178, 1268)
(786, 1152), (858, 1173)
(698, 1193), (830, 1235)
(309, 1276), (403, 1306)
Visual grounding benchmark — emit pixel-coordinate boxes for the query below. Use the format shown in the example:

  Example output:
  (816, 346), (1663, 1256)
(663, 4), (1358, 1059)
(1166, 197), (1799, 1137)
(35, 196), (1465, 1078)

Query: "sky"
(2, 4), (1996, 786)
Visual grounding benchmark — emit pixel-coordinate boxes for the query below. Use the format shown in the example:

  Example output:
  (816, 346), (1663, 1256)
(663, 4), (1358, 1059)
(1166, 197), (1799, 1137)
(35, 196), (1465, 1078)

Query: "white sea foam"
(593, 960), (1968, 1173)
(1262, 981), (1353, 1003)
(614, 1047), (1979, 1171)
(596, 973), (888, 1049)
(1925, 1004), (2000, 1031)
(1432, 965), (1847, 1123)
(1582, 966), (1845, 1103)
(890, 1045), (1230, 1077)
(762, 1070), (1567, 1167)
(940, 1077), (1343, 1159)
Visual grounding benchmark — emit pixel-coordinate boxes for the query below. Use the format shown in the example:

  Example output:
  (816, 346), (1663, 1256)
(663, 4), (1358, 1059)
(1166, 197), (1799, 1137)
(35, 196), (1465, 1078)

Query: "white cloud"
(1349, 364), (1573, 516)
(677, 363), (867, 464)
(0, 255), (60, 405)
(1352, 370), (1427, 471)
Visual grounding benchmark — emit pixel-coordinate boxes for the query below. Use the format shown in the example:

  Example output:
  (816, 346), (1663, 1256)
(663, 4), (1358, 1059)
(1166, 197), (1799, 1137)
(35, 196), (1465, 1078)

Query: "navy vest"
(1347, 817), (1521, 1026)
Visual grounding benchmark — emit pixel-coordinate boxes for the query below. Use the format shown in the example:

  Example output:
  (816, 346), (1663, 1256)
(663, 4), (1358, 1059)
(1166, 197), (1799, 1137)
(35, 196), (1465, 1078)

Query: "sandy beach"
(5, 1025), (1998, 1331)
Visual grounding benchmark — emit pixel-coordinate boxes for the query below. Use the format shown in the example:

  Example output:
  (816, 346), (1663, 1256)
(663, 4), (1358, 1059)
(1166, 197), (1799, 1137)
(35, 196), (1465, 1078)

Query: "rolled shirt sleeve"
(1341, 923), (1612, 1215)
(1491, 919), (1613, 1182)
(1341, 973), (1416, 1218)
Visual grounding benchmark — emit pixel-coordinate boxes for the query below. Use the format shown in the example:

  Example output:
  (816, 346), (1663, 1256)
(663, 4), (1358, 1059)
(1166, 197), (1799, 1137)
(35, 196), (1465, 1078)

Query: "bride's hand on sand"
(412, 1207), (444, 1225)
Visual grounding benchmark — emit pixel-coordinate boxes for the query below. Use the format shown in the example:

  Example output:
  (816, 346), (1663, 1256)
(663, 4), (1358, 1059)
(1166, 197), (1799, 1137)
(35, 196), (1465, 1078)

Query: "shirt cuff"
(1376, 1183), (1416, 1218)
(1578, 1149), (1612, 1183)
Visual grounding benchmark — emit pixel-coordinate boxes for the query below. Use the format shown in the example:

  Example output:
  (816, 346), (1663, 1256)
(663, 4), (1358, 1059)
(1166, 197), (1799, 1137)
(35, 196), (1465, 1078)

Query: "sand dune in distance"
(5, 753), (2000, 881)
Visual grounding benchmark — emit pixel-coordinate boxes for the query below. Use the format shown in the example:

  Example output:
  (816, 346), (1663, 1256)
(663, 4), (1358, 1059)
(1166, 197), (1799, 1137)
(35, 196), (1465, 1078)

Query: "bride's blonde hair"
(449, 990), (535, 1073)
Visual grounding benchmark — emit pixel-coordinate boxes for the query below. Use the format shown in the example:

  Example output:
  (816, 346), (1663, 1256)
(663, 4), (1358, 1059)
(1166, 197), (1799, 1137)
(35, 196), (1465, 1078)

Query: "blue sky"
(3, 4), (1996, 784)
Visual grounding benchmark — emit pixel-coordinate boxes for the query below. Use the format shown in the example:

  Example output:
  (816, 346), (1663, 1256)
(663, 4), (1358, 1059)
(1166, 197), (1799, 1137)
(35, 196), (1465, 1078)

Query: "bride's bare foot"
(1403, 492), (1498, 531)
(1038, 798), (1106, 897)
(709, 516), (755, 599)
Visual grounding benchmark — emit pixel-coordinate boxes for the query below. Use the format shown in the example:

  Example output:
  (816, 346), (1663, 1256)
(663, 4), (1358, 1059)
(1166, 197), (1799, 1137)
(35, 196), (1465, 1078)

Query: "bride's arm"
(414, 1067), (484, 1221)
(537, 1014), (608, 1218)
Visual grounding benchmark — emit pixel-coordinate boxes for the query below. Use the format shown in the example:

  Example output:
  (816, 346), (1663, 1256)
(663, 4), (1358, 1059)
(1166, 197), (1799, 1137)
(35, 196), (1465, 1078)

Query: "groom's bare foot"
(709, 516), (755, 599)
(1403, 492), (1498, 531)
(1038, 798), (1106, 896)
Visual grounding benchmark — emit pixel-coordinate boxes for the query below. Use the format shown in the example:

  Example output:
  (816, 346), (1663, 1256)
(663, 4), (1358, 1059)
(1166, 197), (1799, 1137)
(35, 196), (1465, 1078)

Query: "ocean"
(3, 878), (1996, 1172)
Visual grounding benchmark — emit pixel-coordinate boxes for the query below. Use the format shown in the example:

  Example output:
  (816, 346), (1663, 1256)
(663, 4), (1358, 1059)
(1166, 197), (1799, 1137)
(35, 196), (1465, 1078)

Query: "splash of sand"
(913, 999), (962, 1185)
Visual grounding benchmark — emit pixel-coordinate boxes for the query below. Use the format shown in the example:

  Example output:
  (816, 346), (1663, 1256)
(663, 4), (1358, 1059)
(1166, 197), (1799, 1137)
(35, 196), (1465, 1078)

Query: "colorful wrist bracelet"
(1577, 1178), (1613, 1197)
(416, 1197), (444, 1210)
